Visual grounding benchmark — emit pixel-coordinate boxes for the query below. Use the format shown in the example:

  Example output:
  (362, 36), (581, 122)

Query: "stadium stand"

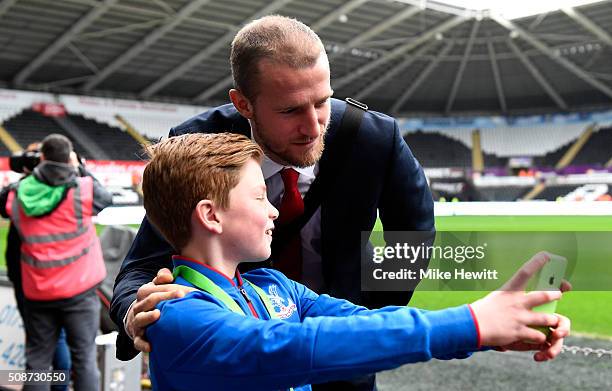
(68, 114), (144, 161)
(404, 131), (472, 168)
(407, 122), (588, 158)
(404, 131), (507, 169)
(0, 105), (22, 124)
(58, 94), (207, 140)
(0, 105), (147, 161)
(2, 109), (91, 159)
(404, 129), (473, 163)
(480, 123), (588, 157)
(54, 115), (110, 160)
(571, 126), (612, 166)
(114, 114), (187, 140)
(533, 142), (572, 167)
(403, 122), (594, 171)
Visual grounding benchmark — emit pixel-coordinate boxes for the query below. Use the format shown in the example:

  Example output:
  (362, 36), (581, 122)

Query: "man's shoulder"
(330, 98), (398, 136)
(170, 103), (250, 137)
(327, 99), (399, 162)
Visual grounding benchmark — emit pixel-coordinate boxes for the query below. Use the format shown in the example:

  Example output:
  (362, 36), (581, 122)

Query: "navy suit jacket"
(110, 98), (434, 360)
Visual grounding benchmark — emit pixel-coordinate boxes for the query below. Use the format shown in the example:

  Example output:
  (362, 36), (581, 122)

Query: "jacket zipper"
(240, 285), (291, 391)
(239, 286), (259, 319)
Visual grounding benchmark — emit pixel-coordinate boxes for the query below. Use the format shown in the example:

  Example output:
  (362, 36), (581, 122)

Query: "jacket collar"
(172, 255), (244, 290)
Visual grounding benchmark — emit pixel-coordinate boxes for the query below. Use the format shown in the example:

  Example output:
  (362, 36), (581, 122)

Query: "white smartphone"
(531, 253), (567, 336)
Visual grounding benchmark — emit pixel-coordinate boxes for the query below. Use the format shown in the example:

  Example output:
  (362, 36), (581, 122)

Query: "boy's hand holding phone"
(470, 252), (571, 361)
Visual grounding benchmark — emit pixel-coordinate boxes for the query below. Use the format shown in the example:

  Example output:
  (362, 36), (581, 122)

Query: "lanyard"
(173, 265), (278, 319)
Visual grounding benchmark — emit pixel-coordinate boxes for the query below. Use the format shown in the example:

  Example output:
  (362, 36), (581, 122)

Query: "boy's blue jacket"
(147, 257), (480, 391)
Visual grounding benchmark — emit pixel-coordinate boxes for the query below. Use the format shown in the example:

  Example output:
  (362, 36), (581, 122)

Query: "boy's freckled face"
(218, 158), (278, 263)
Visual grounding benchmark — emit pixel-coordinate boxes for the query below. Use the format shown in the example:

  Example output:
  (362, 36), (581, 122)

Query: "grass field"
(1, 214), (610, 337)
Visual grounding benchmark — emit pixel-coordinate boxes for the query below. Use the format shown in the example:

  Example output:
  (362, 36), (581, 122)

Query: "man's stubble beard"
(253, 117), (329, 168)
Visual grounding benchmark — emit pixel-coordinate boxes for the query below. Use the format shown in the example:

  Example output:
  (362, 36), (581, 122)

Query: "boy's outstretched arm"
(147, 252), (570, 390)
(293, 252), (571, 361)
(147, 295), (479, 390)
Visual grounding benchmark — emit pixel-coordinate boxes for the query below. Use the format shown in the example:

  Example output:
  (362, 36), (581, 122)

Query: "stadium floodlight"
(394, 0), (603, 19)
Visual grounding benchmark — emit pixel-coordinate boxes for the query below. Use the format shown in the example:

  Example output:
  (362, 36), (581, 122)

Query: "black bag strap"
(271, 98), (367, 247)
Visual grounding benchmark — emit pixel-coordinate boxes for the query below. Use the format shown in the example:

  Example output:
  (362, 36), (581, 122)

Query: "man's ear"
(229, 89), (254, 120)
(193, 199), (222, 234)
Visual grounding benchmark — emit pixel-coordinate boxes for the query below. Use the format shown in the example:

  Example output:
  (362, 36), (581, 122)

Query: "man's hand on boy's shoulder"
(126, 268), (195, 353)
(469, 252), (572, 361)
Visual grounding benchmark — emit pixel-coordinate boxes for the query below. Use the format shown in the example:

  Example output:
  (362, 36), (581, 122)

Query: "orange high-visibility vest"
(6, 176), (106, 300)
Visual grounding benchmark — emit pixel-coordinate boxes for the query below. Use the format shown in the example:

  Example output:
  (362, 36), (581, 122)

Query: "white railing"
(435, 201), (612, 216)
(94, 201), (612, 226)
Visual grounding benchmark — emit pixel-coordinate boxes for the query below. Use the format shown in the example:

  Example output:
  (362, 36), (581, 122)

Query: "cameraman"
(0, 134), (112, 391)
(3, 142), (72, 391)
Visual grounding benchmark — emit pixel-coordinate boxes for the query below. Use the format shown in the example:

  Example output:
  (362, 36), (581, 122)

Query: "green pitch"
(1, 215), (610, 337)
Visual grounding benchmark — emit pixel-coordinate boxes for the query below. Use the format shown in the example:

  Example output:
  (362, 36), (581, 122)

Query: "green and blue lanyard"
(173, 265), (295, 391)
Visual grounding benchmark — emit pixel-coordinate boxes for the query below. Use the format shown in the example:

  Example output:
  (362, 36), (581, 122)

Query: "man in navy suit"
(111, 15), (433, 390)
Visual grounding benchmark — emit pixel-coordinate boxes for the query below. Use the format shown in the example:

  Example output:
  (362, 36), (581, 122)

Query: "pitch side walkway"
(378, 336), (612, 390)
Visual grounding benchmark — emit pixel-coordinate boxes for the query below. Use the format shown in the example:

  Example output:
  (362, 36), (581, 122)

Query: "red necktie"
(274, 168), (304, 280)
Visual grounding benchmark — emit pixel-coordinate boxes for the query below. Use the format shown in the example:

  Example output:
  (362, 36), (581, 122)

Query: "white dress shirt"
(261, 155), (324, 293)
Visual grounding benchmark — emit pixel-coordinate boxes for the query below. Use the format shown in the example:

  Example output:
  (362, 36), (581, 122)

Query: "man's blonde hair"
(231, 15), (326, 100)
(142, 133), (263, 251)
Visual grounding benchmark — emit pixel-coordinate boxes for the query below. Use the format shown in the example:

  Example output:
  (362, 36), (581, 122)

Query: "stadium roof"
(0, 0), (611, 116)
(426, 0), (602, 20)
